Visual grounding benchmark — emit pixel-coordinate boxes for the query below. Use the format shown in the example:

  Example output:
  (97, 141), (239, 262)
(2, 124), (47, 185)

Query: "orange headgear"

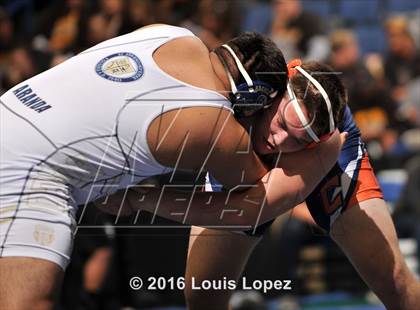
(287, 59), (302, 78)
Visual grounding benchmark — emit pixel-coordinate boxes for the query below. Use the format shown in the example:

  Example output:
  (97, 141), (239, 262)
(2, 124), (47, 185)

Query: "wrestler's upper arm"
(147, 107), (268, 189)
(204, 112), (268, 188)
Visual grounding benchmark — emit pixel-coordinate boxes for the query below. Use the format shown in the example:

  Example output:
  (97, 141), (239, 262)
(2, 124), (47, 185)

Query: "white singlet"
(0, 25), (232, 269)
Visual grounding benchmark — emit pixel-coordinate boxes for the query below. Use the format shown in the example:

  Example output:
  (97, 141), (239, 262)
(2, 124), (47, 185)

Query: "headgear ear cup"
(218, 44), (278, 118)
(233, 80), (277, 117)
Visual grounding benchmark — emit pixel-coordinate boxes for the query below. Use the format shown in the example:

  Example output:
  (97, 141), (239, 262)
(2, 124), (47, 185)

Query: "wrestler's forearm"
(126, 150), (339, 228)
(126, 185), (265, 228)
(125, 166), (315, 228)
(126, 131), (345, 227)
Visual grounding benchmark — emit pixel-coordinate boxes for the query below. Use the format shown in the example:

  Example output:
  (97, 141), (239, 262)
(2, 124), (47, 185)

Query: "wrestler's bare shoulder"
(138, 24), (221, 92)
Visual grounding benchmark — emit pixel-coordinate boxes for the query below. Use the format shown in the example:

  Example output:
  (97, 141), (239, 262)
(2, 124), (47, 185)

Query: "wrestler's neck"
(209, 51), (232, 99)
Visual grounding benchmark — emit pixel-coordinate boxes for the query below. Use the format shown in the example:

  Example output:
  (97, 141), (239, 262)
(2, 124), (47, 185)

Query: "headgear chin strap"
(219, 44), (278, 117)
(287, 59), (335, 145)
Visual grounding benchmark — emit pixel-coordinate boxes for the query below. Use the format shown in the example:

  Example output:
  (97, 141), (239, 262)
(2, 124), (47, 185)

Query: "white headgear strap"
(288, 66), (335, 143)
(287, 83), (320, 142)
(222, 44), (254, 92)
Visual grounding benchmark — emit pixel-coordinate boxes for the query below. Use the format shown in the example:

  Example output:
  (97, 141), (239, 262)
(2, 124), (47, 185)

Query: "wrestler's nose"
(270, 130), (288, 149)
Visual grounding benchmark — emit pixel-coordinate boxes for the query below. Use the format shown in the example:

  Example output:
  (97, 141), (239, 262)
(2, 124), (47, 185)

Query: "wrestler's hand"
(340, 131), (348, 146)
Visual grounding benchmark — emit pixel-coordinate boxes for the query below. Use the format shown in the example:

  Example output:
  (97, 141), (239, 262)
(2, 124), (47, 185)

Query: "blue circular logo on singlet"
(95, 52), (144, 82)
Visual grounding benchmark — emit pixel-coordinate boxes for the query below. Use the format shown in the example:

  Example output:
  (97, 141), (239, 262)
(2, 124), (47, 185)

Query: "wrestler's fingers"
(340, 131), (348, 146)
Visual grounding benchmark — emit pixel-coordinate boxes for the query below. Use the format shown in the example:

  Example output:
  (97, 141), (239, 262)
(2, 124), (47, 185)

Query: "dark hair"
(214, 32), (288, 99)
(290, 61), (347, 136)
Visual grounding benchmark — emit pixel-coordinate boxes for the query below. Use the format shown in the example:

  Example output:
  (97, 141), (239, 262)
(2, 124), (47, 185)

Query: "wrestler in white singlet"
(0, 25), (232, 269)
